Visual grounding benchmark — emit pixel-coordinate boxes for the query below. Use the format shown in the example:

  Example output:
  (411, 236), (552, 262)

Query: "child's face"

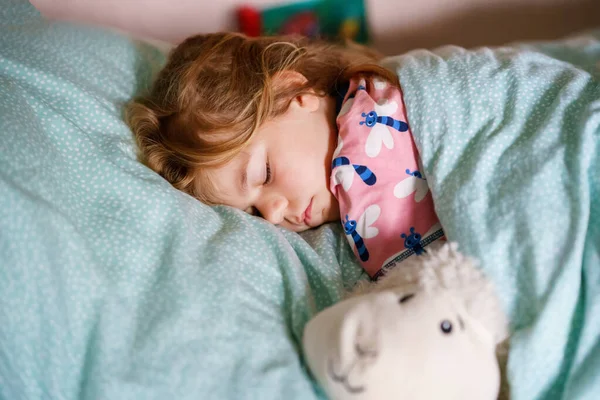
(208, 92), (340, 232)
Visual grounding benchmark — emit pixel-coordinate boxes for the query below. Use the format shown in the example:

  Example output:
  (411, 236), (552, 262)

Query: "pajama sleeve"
(330, 76), (445, 278)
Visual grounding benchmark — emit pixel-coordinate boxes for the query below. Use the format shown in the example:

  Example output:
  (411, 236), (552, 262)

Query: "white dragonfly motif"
(372, 77), (388, 90)
(338, 88), (404, 158)
(360, 99), (405, 158)
(393, 168), (429, 203)
(337, 78), (389, 117)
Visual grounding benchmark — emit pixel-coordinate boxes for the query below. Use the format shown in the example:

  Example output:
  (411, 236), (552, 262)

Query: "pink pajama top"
(331, 76), (445, 279)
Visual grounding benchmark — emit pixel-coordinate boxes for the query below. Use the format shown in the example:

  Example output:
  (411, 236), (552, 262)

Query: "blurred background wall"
(32, 0), (600, 55)
(368, 0), (600, 54)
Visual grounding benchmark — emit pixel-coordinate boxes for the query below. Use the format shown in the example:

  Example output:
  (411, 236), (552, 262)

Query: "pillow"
(0, 1), (364, 399)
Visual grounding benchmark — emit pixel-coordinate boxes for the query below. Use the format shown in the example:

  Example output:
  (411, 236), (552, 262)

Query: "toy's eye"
(399, 294), (415, 304)
(440, 320), (453, 334)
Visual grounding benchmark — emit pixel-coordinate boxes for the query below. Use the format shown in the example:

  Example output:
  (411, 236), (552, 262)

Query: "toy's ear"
(449, 295), (497, 349)
(336, 299), (380, 370)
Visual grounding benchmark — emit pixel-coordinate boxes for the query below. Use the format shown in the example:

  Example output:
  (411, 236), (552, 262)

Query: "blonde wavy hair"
(126, 32), (399, 204)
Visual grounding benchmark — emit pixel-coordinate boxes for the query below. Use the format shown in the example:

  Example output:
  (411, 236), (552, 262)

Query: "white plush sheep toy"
(303, 242), (509, 400)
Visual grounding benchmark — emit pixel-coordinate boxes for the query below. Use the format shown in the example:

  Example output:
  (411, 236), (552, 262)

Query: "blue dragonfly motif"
(343, 205), (381, 262)
(332, 156), (377, 187)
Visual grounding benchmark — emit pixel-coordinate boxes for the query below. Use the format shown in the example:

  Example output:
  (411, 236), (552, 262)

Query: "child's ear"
(295, 91), (320, 113)
(272, 70), (319, 113)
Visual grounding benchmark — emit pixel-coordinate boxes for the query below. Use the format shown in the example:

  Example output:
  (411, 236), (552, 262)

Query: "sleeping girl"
(126, 32), (444, 278)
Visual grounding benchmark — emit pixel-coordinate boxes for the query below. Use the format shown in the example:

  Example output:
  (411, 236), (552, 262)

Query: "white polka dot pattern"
(382, 32), (600, 400)
(0, 1), (364, 399)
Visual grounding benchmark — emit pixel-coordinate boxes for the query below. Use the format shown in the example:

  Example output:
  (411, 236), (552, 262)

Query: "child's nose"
(258, 195), (288, 225)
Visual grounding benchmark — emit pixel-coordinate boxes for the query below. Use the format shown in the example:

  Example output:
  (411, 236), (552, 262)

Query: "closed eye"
(263, 161), (272, 185)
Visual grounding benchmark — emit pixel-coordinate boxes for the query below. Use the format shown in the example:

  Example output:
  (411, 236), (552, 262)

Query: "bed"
(1, 1), (599, 399)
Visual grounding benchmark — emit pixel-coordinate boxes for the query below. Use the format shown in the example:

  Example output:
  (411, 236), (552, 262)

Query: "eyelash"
(247, 161), (271, 217)
(263, 161), (272, 185)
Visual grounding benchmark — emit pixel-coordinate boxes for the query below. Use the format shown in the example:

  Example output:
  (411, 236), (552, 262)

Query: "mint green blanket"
(383, 31), (600, 400)
(1, 0), (599, 399)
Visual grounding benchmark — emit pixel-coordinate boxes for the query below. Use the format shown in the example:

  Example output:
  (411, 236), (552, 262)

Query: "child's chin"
(284, 222), (312, 233)
(293, 224), (311, 233)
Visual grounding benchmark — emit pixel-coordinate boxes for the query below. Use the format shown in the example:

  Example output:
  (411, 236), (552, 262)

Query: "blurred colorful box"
(237, 0), (369, 43)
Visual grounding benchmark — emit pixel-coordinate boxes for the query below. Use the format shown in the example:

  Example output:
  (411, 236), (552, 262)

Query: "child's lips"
(303, 198), (313, 225)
